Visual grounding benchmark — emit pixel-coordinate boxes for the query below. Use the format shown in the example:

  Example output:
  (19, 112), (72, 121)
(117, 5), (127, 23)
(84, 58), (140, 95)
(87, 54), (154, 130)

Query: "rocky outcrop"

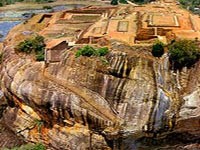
(176, 61), (200, 138)
(0, 12), (199, 150)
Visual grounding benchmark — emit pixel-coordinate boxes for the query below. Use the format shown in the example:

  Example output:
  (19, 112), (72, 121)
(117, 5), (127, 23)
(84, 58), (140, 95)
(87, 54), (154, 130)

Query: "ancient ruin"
(34, 0), (200, 63)
(0, 0), (200, 149)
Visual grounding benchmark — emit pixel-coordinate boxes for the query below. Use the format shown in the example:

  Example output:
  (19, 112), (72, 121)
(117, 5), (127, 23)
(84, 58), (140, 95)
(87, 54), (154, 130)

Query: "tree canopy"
(152, 41), (165, 57)
(179, 0), (200, 15)
(16, 35), (46, 61)
(169, 39), (200, 69)
(75, 45), (109, 58)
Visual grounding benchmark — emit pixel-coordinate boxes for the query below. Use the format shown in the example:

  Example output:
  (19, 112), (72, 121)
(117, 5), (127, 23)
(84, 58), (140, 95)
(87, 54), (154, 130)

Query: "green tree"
(111, 0), (118, 5)
(119, 0), (128, 4)
(75, 46), (109, 58)
(75, 45), (97, 57)
(97, 47), (109, 56)
(169, 39), (200, 69)
(17, 39), (33, 53)
(152, 41), (164, 57)
(16, 35), (46, 61)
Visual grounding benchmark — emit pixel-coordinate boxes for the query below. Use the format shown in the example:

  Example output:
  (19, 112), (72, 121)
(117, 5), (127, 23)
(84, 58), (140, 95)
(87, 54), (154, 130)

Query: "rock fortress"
(4, 0), (200, 61)
(0, 0), (200, 149)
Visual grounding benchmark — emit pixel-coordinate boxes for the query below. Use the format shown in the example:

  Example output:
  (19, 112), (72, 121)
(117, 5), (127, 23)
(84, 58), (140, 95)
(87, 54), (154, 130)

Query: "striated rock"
(1, 40), (200, 149)
(176, 62), (200, 136)
(1, 106), (110, 150)
(0, 7), (199, 149)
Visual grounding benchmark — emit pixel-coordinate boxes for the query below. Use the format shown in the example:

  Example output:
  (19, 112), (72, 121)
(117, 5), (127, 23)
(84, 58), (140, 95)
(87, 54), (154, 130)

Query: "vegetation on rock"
(179, 0), (200, 15)
(75, 45), (109, 58)
(16, 35), (45, 61)
(34, 119), (44, 133)
(152, 41), (165, 57)
(43, 5), (52, 9)
(119, 0), (128, 4)
(4, 143), (46, 150)
(110, 0), (129, 5)
(130, 0), (155, 4)
(97, 47), (109, 56)
(111, 0), (118, 5)
(169, 39), (200, 69)
(0, 53), (3, 64)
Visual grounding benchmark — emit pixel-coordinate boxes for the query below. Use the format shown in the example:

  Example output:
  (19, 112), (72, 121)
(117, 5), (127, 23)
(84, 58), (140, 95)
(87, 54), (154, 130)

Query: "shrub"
(17, 39), (33, 53)
(119, 0), (128, 4)
(16, 35), (45, 61)
(169, 39), (200, 69)
(35, 50), (45, 61)
(75, 46), (109, 58)
(6, 143), (46, 150)
(43, 5), (52, 9)
(75, 45), (97, 57)
(33, 143), (46, 150)
(0, 52), (3, 64)
(96, 47), (109, 56)
(35, 0), (55, 3)
(111, 0), (118, 5)
(152, 41), (165, 57)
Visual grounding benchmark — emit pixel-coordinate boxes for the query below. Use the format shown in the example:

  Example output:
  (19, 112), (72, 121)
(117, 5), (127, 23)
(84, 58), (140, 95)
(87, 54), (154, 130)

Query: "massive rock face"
(1, 40), (200, 149)
(0, 13), (199, 150)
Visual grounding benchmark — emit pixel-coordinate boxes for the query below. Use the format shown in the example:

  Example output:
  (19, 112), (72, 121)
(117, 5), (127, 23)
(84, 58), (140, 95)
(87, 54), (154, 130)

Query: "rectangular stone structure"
(117, 21), (129, 32)
(148, 14), (179, 27)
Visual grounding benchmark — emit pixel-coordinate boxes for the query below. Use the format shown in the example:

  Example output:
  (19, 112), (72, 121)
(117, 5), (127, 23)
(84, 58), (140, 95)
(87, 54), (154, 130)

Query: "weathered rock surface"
(0, 9), (199, 150)
(175, 61), (200, 137)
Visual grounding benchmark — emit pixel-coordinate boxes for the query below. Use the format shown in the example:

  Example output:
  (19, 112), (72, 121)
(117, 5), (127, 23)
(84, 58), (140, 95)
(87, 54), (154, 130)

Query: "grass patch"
(34, 119), (44, 133)
(3, 143), (46, 150)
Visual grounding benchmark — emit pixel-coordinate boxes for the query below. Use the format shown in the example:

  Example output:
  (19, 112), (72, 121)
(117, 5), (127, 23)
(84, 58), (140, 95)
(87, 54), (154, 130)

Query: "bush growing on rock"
(169, 39), (200, 69)
(130, 0), (152, 4)
(75, 46), (109, 58)
(152, 41), (165, 57)
(75, 45), (97, 57)
(17, 39), (33, 53)
(35, 51), (45, 61)
(0, 53), (3, 64)
(111, 0), (128, 5)
(111, 0), (118, 5)
(97, 47), (109, 56)
(43, 5), (52, 9)
(16, 35), (45, 61)
(119, 0), (128, 4)
(5, 143), (46, 150)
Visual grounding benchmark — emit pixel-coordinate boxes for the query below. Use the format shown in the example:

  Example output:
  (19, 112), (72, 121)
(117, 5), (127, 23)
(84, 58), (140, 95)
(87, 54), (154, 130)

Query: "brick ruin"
(33, 1), (200, 63)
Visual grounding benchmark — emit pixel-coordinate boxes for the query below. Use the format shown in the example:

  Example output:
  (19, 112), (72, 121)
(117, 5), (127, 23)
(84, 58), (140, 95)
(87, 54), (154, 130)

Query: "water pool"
(0, 21), (21, 42)
(0, 4), (84, 42)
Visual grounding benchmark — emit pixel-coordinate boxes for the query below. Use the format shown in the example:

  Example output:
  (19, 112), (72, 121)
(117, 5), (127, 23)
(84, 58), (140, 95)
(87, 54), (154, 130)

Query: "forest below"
(179, 0), (200, 14)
